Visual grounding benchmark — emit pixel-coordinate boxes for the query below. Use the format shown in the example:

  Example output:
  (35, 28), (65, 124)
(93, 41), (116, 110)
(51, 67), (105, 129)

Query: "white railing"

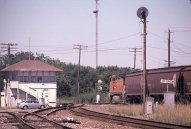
(18, 85), (38, 98)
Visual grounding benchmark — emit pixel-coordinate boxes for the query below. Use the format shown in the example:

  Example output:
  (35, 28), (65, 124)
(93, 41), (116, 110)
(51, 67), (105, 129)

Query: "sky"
(0, 0), (191, 69)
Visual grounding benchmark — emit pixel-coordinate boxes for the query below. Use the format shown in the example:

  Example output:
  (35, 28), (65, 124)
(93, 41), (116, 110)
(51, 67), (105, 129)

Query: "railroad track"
(22, 112), (72, 129)
(70, 107), (191, 129)
(90, 102), (128, 106)
(32, 103), (82, 116)
(0, 111), (35, 129)
(32, 106), (67, 116)
(22, 104), (84, 129)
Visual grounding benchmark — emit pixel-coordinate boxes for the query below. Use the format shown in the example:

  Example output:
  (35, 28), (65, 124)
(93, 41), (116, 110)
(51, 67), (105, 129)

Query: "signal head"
(137, 7), (149, 20)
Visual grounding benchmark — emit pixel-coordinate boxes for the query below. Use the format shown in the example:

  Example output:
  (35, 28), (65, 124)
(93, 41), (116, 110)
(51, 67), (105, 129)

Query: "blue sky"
(0, 0), (191, 69)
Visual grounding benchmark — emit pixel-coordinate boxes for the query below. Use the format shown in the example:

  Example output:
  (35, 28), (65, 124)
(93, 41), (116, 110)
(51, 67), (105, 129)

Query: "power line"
(170, 27), (191, 29)
(172, 45), (191, 54)
(17, 43), (191, 57)
(148, 31), (164, 40)
(17, 32), (139, 52)
(172, 30), (191, 33)
(172, 40), (191, 48)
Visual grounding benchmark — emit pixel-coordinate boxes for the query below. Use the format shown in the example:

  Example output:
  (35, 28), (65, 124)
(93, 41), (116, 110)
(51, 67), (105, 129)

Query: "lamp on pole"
(137, 7), (149, 114)
(93, 0), (99, 68)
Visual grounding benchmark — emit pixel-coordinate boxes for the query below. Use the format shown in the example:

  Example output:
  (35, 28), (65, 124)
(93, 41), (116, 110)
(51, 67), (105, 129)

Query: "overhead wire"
(16, 32), (140, 55)
(87, 32), (140, 49)
(14, 30), (191, 65)
(148, 31), (191, 55)
(172, 30), (191, 33)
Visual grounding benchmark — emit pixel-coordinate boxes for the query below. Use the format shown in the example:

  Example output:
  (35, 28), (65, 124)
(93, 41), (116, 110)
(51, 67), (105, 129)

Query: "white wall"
(48, 89), (57, 107)
(8, 81), (57, 107)
(0, 92), (5, 107)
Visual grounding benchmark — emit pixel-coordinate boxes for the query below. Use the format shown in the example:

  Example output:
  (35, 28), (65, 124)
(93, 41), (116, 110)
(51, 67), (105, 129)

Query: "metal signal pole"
(93, 0), (99, 68)
(73, 44), (88, 101)
(137, 7), (149, 114)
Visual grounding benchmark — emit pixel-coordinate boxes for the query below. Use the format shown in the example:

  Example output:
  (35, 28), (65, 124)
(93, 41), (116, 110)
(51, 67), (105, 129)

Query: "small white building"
(0, 60), (62, 107)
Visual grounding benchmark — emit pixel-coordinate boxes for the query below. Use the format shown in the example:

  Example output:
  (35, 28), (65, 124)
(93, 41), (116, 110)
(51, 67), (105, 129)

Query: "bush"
(79, 90), (97, 103)
(58, 90), (109, 104)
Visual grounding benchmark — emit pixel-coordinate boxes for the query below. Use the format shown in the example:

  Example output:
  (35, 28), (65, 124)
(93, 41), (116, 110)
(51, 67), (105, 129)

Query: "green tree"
(0, 51), (135, 98)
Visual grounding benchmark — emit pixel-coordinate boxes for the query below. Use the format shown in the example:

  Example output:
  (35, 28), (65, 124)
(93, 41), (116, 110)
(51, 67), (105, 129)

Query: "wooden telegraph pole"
(0, 43), (17, 65)
(129, 48), (142, 70)
(73, 44), (88, 102)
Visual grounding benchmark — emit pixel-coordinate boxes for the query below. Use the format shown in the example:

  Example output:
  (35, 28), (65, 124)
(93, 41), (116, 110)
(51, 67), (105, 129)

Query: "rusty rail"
(71, 108), (191, 129)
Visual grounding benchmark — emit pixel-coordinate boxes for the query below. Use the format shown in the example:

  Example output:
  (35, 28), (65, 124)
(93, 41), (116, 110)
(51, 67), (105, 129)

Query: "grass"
(57, 91), (109, 104)
(108, 104), (191, 126)
(151, 104), (191, 126)
(57, 97), (75, 104)
(109, 104), (142, 116)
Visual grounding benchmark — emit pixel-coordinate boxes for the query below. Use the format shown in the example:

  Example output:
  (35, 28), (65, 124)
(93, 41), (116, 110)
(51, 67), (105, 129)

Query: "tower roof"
(1, 60), (63, 72)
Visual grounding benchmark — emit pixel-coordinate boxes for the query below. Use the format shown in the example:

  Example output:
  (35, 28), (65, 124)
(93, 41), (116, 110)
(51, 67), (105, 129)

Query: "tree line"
(0, 51), (136, 98)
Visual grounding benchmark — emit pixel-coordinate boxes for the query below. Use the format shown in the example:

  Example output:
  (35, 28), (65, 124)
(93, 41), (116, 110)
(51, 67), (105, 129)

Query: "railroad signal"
(137, 7), (149, 115)
(97, 79), (102, 92)
(137, 7), (149, 20)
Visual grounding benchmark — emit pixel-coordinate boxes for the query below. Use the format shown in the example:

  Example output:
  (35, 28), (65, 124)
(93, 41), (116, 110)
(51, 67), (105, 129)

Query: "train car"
(109, 65), (191, 103)
(109, 75), (124, 103)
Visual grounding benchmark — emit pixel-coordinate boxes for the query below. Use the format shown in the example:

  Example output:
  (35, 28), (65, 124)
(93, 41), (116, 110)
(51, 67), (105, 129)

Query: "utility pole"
(168, 29), (171, 67)
(93, 0), (99, 68)
(164, 29), (173, 67)
(129, 48), (142, 70)
(29, 37), (31, 60)
(0, 43), (17, 65)
(73, 44), (88, 102)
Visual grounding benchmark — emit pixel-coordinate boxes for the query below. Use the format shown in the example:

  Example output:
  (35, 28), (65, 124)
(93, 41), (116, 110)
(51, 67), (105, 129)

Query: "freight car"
(109, 65), (191, 103)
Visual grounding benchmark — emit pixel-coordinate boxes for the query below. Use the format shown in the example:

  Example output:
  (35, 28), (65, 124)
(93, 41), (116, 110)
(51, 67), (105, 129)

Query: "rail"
(0, 112), (35, 129)
(70, 107), (191, 129)
(22, 103), (84, 129)
(23, 112), (72, 129)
